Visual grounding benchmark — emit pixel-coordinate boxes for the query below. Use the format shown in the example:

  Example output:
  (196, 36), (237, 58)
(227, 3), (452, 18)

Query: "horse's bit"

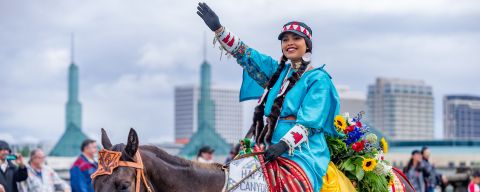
(91, 149), (153, 192)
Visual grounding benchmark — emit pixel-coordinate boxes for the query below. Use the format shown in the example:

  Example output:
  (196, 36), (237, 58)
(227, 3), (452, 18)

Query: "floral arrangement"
(327, 111), (393, 191)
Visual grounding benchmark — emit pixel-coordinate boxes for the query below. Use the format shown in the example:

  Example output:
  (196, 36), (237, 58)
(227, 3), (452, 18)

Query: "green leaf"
(358, 171), (388, 192)
(354, 157), (363, 165)
(345, 163), (355, 172)
(345, 172), (357, 181)
(340, 158), (350, 168)
(355, 166), (365, 180)
(326, 135), (347, 162)
(343, 158), (355, 171)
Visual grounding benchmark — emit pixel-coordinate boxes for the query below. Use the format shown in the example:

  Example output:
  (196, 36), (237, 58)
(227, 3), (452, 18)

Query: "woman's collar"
(287, 62), (320, 72)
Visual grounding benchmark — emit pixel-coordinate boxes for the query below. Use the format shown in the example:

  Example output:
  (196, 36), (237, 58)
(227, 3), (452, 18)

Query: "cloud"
(1, 0), (479, 145)
(19, 136), (41, 144)
(137, 40), (200, 70)
(0, 133), (15, 144)
(92, 73), (169, 98)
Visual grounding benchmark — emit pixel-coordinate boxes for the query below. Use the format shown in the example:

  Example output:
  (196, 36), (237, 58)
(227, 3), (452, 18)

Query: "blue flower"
(344, 127), (364, 145)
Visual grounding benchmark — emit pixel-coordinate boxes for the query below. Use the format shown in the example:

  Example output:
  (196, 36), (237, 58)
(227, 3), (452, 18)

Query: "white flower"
(366, 133), (378, 143)
(373, 160), (392, 176)
(343, 112), (357, 125)
(375, 152), (385, 161)
(384, 164), (393, 175)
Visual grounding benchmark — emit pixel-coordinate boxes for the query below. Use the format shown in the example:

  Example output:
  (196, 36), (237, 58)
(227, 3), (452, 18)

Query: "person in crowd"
(0, 140), (28, 192)
(196, 146), (215, 163)
(469, 170), (480, 192)
(421, 146), (447, 192)
(404, 149), (427, 192)
(70, 139), (98, 192)
(0, 184), (5, 192)
(18, 149), (70, 192)
(224, 144), (240, 163)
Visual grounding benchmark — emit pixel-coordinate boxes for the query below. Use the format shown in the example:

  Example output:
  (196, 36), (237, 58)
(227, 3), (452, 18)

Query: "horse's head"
(93, 128), (149, 192)
(93, 128), (226, 192)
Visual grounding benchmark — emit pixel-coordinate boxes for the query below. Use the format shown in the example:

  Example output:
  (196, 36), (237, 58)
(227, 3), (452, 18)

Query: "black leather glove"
(264, 141), (289, 162)
(196, 2), (222, 31)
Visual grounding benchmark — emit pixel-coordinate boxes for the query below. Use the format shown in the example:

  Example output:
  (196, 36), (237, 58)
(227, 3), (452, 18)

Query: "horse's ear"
(125, 128), (139, 158)
(101, 128), (113, 150)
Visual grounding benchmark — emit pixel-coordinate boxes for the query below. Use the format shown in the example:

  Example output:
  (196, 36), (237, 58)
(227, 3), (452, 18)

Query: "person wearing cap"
(197, 3), (350, 191)
(196, 146), (215, 163)
(469, 170), (480, 192)
(0, 140), (28, 192)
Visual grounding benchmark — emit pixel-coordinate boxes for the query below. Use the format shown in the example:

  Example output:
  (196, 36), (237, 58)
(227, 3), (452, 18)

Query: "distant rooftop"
(390, 140), (480, 147)
(376, 77), (427, 85)
(336, 85), (366, 100)
(445, 95), (480, 101)
(368, 125), (480, 147)
(175, 84), (239, 92)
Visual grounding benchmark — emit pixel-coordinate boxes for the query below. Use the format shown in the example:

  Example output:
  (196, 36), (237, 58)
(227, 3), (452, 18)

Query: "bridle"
(91, 149), (153, 192)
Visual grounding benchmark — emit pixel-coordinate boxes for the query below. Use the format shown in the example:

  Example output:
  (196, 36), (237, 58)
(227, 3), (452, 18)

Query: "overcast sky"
(1, 0), (479, 145)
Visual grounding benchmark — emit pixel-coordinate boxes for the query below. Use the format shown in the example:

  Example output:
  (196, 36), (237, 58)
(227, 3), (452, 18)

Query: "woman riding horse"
(197, 3), (353, 191)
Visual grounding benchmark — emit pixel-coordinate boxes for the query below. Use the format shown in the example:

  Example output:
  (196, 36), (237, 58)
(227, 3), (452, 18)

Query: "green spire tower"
(197, 62), (215, 131)
(179, 37), (230, 157)
(50, 35), (89, 156)
(66, 61), (82, 130)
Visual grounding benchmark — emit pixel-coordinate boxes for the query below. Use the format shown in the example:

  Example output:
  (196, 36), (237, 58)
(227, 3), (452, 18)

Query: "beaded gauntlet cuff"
(280, 124), (309, 156)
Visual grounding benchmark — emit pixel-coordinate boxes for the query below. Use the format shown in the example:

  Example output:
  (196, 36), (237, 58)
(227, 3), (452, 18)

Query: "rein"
(91, 149), (153, 192)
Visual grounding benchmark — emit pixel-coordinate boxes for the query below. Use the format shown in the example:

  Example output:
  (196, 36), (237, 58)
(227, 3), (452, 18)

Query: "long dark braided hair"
(246, 55), (311, 146)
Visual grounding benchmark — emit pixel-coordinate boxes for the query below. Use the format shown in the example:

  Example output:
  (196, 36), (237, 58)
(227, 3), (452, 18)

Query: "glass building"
(367, 77), (434, 140)
(336, 85), (366, 115)
(174, 85), (243, 145)
(443, 95), (480, 140)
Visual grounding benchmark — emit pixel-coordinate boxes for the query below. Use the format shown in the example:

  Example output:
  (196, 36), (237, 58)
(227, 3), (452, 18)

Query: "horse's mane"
(139, 145), (224, 170)
(109, 143), (223, 170)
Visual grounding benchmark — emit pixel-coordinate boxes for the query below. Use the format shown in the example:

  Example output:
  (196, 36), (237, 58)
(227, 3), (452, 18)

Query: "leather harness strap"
(91, 149), (152, 192)
(279, 115), (297, 121)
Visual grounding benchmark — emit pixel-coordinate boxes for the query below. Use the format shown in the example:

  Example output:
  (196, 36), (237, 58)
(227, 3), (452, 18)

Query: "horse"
(92, 128), (226, 192)
(92, 128), (416, 192)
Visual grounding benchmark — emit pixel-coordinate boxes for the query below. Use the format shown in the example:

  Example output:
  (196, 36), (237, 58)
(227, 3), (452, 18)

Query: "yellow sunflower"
(362, 158), (377, 172)
(334, 115), (347, 130)
(380, 137), (389, 154)
(388, 175), (394, 186)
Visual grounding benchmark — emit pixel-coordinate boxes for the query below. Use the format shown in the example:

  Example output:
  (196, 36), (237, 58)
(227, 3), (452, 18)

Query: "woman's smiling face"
(281, 32), (307, 61)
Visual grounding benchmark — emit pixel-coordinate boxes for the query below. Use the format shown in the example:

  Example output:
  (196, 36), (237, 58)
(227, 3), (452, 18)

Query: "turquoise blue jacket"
(233, 46), (341, 191)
